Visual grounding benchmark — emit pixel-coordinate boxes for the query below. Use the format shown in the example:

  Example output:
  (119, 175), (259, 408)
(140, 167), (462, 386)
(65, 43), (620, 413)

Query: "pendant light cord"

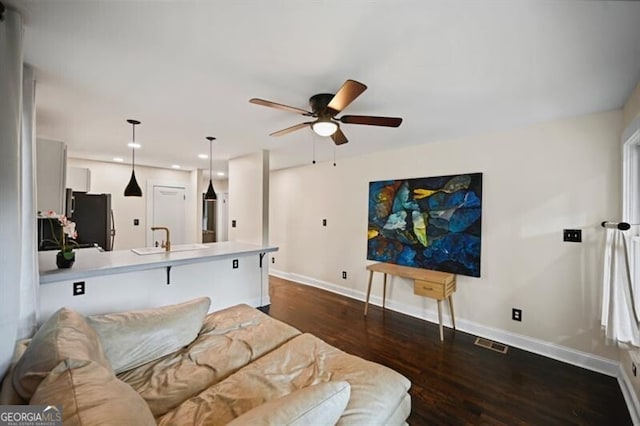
(209, 138), (213, 179)
(132, 123), (136, 170)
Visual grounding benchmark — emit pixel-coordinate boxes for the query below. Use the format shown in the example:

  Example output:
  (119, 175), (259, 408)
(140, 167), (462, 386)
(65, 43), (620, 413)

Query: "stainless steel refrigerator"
(67, 191), (115, 251)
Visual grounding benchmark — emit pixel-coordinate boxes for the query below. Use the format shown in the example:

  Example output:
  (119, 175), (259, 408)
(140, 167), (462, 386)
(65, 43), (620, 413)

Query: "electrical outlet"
(563, 229), (582, 243)
(133, 218), (139, 226)
(232, 220), (236, 228)
(342, 271), (347, 279)
(512, 308), (522, 322)
(232, 259), (239, 269)
(73, 281), (85, 296)
(271, 257), (275, 264)
(322, 219), (327, 227)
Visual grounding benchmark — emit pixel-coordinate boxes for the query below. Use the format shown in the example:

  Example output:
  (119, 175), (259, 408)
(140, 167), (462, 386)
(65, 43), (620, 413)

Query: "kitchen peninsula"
(39, 241), (277, 321)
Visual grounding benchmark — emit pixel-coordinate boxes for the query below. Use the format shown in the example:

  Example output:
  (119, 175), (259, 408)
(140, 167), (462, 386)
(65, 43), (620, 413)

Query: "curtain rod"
(601, 221), (631, 231)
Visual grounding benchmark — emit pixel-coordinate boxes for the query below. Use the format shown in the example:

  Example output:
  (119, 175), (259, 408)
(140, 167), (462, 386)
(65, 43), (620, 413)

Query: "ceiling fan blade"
(339, 115), (403, 127)
(331, 128), (348, 145)
(327, 80), (367, 113)
(250, 98), (312, 116)
(269, 122), (312, 137)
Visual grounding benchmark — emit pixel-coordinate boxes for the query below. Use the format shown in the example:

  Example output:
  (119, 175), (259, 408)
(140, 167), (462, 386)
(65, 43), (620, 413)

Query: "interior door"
(151, 185), (186, 247)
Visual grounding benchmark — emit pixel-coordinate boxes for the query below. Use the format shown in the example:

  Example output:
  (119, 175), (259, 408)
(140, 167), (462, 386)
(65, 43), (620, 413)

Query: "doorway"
(147, 185), (187, 247)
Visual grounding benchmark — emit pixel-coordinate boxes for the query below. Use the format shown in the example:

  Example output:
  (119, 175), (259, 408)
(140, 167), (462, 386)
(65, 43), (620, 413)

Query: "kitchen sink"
(131, 243), (208, 255)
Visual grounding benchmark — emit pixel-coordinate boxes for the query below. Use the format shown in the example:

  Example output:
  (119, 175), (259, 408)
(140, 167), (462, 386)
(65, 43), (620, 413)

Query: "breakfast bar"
(38, 242), (277, 322)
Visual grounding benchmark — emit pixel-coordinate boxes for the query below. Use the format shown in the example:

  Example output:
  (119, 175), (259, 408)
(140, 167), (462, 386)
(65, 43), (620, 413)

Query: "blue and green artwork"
(367, 173), (482, 277)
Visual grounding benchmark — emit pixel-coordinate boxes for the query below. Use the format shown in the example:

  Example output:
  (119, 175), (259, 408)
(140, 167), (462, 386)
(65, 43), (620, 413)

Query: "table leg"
(382, 273), (387, 310)
(437, 299), (444, 341)
(448, 295), (456, 330)
(364, 270), (374, 316)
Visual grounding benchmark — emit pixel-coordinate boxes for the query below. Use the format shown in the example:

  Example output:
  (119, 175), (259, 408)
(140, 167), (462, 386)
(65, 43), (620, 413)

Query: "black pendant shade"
(125, 170), (142, 197)
(205, 180), (217, 200)
(124, 119), (142, 197)
(204, 136), (217, 200)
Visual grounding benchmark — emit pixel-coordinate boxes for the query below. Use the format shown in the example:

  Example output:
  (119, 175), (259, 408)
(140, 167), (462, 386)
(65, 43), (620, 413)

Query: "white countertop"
(39, 241), (278, 284)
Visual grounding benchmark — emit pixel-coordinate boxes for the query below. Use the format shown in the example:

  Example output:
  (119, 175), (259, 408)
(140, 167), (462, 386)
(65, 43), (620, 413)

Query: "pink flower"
(39, 211), (78, 251)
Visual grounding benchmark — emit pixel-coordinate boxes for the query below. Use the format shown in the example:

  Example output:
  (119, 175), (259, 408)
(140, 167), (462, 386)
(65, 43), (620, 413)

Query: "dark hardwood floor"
(265, 276), (631, 425)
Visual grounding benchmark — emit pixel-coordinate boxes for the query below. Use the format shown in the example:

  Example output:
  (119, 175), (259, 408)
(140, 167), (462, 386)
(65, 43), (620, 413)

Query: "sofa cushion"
(227, 381), (351, 426)
(87, 297), (210, 374)
(12, 308), (111, 400)
(117, 303), (301, 417)
(31, 359), (155, 426)
(157, 333), (411, 426)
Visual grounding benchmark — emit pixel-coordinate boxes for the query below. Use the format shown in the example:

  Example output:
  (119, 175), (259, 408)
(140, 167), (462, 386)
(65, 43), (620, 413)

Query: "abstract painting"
(367, 173), (482, 277)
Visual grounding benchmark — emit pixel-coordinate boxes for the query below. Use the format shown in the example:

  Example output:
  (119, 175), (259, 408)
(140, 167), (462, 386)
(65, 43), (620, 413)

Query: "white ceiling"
(6, 0), (640, 175)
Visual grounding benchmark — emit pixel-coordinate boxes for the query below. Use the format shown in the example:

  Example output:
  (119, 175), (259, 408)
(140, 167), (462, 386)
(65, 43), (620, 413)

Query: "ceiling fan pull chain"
(333, 145), (336, 167)
(312, 133), (316, 164)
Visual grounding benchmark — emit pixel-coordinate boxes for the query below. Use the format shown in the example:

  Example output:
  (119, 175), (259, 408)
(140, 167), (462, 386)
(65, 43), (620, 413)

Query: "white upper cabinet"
(67, 166), (91, 193)
(36, 138), (67, 214)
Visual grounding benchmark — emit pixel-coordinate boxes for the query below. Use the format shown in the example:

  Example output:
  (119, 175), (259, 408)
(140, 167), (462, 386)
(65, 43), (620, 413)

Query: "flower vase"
(56, 251), (75, 269)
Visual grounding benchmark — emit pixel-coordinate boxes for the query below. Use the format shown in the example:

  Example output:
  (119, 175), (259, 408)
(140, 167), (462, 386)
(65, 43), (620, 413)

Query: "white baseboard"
(270, 269), (618, 376)
(619, 364), (640, 425)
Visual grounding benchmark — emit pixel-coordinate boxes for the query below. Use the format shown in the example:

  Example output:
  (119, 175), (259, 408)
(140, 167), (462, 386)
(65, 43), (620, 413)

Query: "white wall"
(67, 158), (197, 250)
(623, 80), (640, 131)
(228, 150), (270, 305)
(270, 110), (622, 362)
(228, 151), (268, 245)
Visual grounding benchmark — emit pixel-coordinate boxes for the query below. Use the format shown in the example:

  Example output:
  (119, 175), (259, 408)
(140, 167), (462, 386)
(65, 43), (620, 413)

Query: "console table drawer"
(414, 279), (456, 299)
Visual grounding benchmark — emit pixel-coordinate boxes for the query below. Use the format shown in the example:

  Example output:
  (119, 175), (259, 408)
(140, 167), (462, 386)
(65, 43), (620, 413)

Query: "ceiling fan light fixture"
(312, 120), (338, 137)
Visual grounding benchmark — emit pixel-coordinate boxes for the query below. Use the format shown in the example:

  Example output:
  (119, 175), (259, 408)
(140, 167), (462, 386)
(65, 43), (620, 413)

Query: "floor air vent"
(474, 337), (509, 354)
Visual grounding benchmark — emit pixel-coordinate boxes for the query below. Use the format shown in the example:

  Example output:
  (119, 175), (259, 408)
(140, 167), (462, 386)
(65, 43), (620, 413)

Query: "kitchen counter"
(39, 241), (278, 284)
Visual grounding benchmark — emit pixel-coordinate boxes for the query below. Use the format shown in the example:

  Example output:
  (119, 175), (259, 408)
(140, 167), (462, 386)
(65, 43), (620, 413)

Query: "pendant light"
(124, 119), (142, 197)
(204, 136), (217, 200)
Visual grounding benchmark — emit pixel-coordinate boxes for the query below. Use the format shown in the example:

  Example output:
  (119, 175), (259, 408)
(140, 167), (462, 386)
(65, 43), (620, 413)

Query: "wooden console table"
(364, 263), (456, 341)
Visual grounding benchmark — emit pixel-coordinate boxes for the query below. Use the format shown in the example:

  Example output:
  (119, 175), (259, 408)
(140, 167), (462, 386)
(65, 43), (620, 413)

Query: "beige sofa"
(1, 297), (411, 425)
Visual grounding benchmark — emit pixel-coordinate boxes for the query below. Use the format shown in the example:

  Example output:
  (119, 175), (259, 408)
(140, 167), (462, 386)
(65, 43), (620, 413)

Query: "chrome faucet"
(151, 226), (171, 252)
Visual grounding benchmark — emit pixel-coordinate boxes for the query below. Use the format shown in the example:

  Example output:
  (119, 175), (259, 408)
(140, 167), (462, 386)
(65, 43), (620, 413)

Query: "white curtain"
(19, 64), (39, 338)
(0, 6), (24, 377)
(601, 228), (640, 346)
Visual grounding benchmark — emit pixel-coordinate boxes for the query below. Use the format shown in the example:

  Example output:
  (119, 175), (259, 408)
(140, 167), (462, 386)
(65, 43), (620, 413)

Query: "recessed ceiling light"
(217, 172), (225, 177)
(113, 157), (124, 162)
(171, 165), (181, 169)
(198, 154), (208, 159)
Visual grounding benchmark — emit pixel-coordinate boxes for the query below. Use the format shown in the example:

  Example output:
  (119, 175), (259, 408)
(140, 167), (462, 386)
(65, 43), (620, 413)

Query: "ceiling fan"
(249, 79), (402, 145)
